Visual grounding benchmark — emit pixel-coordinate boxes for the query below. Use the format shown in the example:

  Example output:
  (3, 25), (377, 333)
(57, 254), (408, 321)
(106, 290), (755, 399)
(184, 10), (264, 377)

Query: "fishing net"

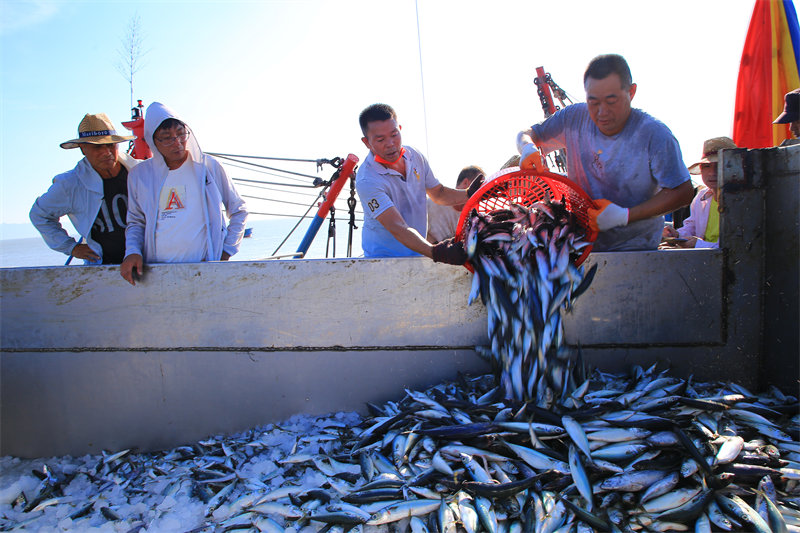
(456, 167), (598, 267)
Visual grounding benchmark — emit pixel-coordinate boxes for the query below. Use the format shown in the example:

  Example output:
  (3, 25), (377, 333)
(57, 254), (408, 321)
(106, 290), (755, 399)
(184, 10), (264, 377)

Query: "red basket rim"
(456, 167), (598, 269)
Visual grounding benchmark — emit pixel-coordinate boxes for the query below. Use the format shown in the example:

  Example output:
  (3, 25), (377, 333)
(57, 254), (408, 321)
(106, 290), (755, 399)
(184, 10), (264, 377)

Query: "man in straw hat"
(773, 88), (800, 146)
(515, 53), (694, 251)
(662, 136), (738, 249)
(30, 113), (140, 264)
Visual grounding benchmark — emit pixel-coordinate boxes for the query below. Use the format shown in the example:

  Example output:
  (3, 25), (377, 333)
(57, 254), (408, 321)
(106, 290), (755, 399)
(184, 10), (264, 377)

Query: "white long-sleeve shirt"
(677, 186), (719, 249)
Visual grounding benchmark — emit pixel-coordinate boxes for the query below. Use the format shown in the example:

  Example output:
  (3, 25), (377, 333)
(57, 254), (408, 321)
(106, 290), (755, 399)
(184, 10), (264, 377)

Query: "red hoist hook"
(121, 100), (152, 160)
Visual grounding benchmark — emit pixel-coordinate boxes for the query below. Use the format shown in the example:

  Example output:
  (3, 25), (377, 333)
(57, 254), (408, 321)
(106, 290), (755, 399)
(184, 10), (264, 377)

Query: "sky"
(0, 0), (765, 238)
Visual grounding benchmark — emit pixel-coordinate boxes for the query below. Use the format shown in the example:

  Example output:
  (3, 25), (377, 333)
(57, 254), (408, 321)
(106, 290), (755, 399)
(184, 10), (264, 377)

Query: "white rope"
(415, 0), (431, 158)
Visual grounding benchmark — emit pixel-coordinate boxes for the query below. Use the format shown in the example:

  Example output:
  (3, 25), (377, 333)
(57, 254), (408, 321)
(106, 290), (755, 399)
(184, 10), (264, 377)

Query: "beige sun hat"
(687, 136), (738, 175)
(60, 113), (135, 149)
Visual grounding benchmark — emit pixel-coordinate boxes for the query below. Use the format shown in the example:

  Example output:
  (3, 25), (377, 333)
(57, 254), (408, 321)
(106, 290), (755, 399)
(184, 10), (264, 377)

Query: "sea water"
(0, 218), (363, 268)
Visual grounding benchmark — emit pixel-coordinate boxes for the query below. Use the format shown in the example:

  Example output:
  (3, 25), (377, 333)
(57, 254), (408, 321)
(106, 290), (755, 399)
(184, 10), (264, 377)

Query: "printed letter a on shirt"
(165, 188), (184, 210)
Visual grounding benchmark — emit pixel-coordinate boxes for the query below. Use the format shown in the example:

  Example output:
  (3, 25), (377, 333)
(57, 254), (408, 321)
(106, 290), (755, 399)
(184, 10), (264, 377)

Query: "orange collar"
(374, 147), (406, 166)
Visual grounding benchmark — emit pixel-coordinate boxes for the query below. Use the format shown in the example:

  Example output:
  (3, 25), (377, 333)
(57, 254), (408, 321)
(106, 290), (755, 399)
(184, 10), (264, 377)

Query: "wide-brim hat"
(773, 89), (800, 124)
(60, 113), (135, 149)
(688, 136), (738, 174)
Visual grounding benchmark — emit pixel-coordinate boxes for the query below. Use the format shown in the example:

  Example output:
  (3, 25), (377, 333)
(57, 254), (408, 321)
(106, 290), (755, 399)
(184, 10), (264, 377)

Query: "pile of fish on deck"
(2, 198), (800, 533)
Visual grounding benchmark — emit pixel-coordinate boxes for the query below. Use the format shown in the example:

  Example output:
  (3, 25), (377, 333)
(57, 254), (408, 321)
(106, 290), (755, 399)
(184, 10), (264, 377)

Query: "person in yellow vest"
(663, 137), (737, 248)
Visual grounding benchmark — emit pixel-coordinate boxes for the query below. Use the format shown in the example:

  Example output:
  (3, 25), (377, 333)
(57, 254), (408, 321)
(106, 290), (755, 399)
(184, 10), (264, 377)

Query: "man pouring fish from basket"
(355, 103), (485, 264)
(517, 54), (694, 251)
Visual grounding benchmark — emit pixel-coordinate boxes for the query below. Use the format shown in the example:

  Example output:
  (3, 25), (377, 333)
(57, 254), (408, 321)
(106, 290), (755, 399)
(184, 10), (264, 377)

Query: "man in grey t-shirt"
(516, 54), (693, 251)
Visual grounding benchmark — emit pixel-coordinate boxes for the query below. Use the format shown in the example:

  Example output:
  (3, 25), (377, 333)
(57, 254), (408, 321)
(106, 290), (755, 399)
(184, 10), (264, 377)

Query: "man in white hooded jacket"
(120, 102), (247, 285)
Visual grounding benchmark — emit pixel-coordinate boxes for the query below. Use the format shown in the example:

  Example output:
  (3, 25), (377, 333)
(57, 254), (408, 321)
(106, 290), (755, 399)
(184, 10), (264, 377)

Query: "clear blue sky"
(1, 0), (759, 235)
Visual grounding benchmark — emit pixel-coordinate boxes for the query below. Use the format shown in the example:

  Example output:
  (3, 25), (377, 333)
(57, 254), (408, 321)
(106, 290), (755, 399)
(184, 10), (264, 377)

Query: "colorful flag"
(733, 0), (800, 147)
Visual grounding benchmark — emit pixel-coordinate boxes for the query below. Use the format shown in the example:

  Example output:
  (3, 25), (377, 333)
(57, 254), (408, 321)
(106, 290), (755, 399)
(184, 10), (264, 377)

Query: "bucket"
(456, 167), (598, 267)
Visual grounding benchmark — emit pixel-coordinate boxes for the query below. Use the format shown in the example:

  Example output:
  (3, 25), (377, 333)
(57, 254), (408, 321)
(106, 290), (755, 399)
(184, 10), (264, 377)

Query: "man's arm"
(375, 206), (434, 258)
(427, 172), (485, 206)
(377, 204), (469, 265)
(516, 129), (546, 171)
(29, 180), (82, 256)
(120, 253), (143, 285)
(628, 181), (695, 224)
(213, 159), (247, 258)
(121, 168), (146, 285)
(517, 128), (536, 153)
(517, 107), (574, 170)
(70, 243), (100, 262)
(590, 181), (695, 233)
(677, 193), (701, 241)
(427, 184), (468, 206)
(124, 168), (146, 259)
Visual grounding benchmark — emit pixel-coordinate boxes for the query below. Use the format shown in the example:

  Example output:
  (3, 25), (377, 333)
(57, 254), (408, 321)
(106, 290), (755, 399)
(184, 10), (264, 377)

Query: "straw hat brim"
(60, 134), (135, 150)
(687, 153), (721, 175)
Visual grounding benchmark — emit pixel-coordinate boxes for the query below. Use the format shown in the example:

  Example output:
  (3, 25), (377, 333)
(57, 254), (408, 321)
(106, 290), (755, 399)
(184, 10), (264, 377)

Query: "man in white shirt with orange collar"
(355, 103), (483, 264)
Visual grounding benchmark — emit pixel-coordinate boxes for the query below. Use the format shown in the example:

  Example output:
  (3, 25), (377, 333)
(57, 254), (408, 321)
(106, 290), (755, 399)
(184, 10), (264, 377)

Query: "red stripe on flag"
(734, 0), (774, 148)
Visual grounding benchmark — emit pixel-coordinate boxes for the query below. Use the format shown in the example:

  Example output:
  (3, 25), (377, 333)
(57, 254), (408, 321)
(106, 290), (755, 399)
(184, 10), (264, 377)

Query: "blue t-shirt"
(356, 146), (439, 257)
(531, 104), (690, 251)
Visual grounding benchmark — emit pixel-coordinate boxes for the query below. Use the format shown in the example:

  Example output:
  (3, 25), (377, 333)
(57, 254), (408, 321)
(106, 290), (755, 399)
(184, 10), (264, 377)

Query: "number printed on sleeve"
(367, 198), (380, 212)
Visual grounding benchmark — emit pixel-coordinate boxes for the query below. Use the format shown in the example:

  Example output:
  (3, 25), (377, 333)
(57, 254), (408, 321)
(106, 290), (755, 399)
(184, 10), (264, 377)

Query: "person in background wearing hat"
(662, 137), (738, 249)
(30, 113), (140, 264)
(774, 88), (800, 146)
(515, 54), (694, 251)
(120, 102), (247, 286)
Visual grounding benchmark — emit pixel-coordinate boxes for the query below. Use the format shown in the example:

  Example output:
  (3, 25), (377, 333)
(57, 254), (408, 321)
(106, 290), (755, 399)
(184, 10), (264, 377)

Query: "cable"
(232, 176), (317, 189)
(213, 153), (319, 179)
(222, 159), (318, 184)
(235, 181), (323, 199)
(207, 152), (319, 164)
(243, 194), (363, 216)
(241, 194), (325, 209)
(248, 211), (364, 222)
(247, 211), (315, 218)
(239, 183), (364, 214)
(210, 151), (368, 253)
(415, 0), (431, 158)
(270, 189), (327, 255)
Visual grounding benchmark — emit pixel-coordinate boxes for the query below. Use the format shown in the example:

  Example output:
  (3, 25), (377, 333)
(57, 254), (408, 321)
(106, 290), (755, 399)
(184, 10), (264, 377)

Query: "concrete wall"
(0, 258), (487, 351)
(1, 258), (490, 457)
(1, 348), (482, 458)
(0, 251), (724, 458)
(2, 145), (797, 458)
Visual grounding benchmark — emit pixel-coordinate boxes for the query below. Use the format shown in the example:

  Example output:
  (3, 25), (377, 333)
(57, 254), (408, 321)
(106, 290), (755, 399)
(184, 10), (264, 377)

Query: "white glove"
(589, 199), (629, 232)
(519, 143), (543, 171)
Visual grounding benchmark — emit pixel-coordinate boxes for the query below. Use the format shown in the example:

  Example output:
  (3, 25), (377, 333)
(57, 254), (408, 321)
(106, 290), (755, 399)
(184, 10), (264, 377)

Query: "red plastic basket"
(456, 167), (598, 267)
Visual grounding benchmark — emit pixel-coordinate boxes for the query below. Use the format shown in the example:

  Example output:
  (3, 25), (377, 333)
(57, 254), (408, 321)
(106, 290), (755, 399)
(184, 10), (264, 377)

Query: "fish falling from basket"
(458, 167), (599, 405)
